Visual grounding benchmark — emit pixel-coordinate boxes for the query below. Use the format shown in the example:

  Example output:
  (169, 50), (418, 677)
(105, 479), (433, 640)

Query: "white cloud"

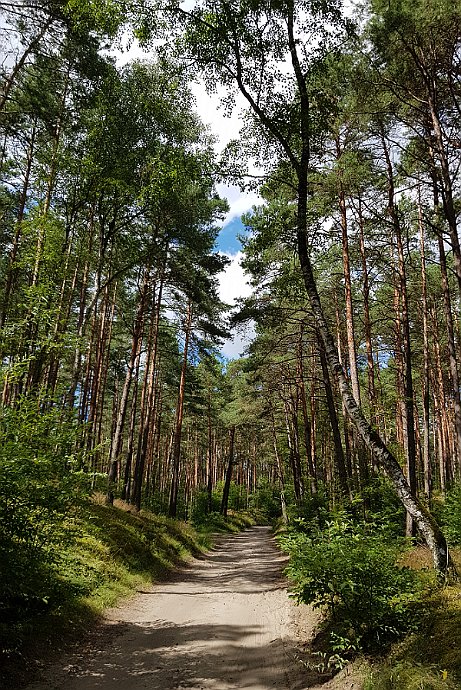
(218, 251), (252, 305)
(191, 85), (262, 225)
(218, 251), (255, 359)
(221, 323), (255, 359)
(217, 183), (260, 226)
(191, 82), (245, 151)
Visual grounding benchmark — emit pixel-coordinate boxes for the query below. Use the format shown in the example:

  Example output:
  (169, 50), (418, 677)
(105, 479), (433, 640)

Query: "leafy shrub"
(360, 478), (407, 538)
(226, 481), (247, 511)
(286, 488), (331, 531)
(248, 480), (282, 520)
(189, 489), (221, 524)
(279, 516), (421, 652)
(441, 483), (461, 545)
(0, 397), (91, 632)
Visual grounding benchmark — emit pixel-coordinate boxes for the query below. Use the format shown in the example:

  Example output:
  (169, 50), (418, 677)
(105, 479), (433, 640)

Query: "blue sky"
(215, 217), (255, 359)
(216, 217), (247, 254)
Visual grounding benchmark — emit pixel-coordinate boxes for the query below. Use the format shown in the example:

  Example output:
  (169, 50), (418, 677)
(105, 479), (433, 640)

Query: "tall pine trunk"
(220, 425), (236, 517)
(381, 131), (418, 536)
(107, 268), (149, 504)
(168, 299), (193, 518)
(418, 196), (432, 500)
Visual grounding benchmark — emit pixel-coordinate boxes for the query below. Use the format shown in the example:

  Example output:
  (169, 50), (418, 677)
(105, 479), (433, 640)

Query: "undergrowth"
(362, 487), (461, 690)
(363, 548), (461, 690)
(277, 483), (435, 679)
(279, 515), (422, 657)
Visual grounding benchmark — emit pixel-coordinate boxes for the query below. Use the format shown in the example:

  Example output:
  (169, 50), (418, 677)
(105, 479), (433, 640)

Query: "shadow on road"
(57, 619), (326, 689)
(25, 527), (333, 690)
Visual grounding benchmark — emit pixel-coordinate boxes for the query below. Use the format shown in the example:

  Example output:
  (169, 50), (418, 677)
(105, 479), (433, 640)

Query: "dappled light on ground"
(25, 527), (342, 690)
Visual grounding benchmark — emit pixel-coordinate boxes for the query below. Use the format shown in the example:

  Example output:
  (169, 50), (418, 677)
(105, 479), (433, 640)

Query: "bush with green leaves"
(360, 478), (406, 539)
(248, 480), (282, 520)
(189, 488), (222, 524)
(279, 516), (421, 652)
(286, 487), (331, 530)
(0, 397), (91, 628)
(441, 483), (461, 545)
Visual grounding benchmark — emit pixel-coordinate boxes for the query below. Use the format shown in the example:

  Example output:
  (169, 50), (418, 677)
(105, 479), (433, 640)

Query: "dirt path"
(25, 526), (360, 690)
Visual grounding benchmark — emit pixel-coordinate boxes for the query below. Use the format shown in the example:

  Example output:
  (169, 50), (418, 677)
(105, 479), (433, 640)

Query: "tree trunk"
(356, 197), (377, 423)
(169, 299), (193, 518)
(106, 268), (149, 504)
(418, 195), (432, 500)
(297, 174), (452, 576)
(431, 314), (451, 491)
(221, 425), (236, 517)
(270, 409), (288, 523)
(121, 359), (140, 502)
(207, 395), (214, 514)
(318, 339), (349, 496)
(336, 138), (360, 406)
(132, 270), (164, 512)
(427, 96), (461, 303)
(297, 326), (317, 493)
(380, 130), (417, 537)
(436, 224), (461, 478)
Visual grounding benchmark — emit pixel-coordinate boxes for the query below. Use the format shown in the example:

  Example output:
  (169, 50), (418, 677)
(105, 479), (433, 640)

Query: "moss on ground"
(364, 548), (461, 690)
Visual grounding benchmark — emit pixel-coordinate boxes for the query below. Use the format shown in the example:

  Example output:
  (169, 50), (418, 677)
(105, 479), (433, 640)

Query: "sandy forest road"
(26, 526), (359, 690)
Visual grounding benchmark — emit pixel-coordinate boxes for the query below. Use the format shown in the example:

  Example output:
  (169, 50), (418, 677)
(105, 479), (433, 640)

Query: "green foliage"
(225, 481), (248, 512)
(0, 397), (92, 650)
(279, 515), (421, 652)
(248, 480), (281, 521)
(0, 400), (89, 601)
(441, 484), (461, 545)
(190, 486), (257, 531)
(286, 488), (331, 528)
(305, 636), (359, 673)
(360, 479), (406, 539)
(193, 509), (256, 534)
(190, 489), (222, 524)
(364, 661), (458, 690)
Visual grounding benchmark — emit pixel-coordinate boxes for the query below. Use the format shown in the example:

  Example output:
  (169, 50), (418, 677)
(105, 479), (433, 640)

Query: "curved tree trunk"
(296, 178), (452, 577)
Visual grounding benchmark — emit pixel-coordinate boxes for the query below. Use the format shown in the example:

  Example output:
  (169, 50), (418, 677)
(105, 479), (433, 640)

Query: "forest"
(2, 0), (461, 687)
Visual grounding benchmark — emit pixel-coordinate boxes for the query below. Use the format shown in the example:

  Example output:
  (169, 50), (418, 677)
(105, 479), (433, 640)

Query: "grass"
(1, 498), (256, 688)
(191, 509), (259, 535)
(363, 547), (461, 690)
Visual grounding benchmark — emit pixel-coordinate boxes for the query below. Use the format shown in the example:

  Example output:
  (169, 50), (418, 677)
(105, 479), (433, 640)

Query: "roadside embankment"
(1, 498), (256, 688)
